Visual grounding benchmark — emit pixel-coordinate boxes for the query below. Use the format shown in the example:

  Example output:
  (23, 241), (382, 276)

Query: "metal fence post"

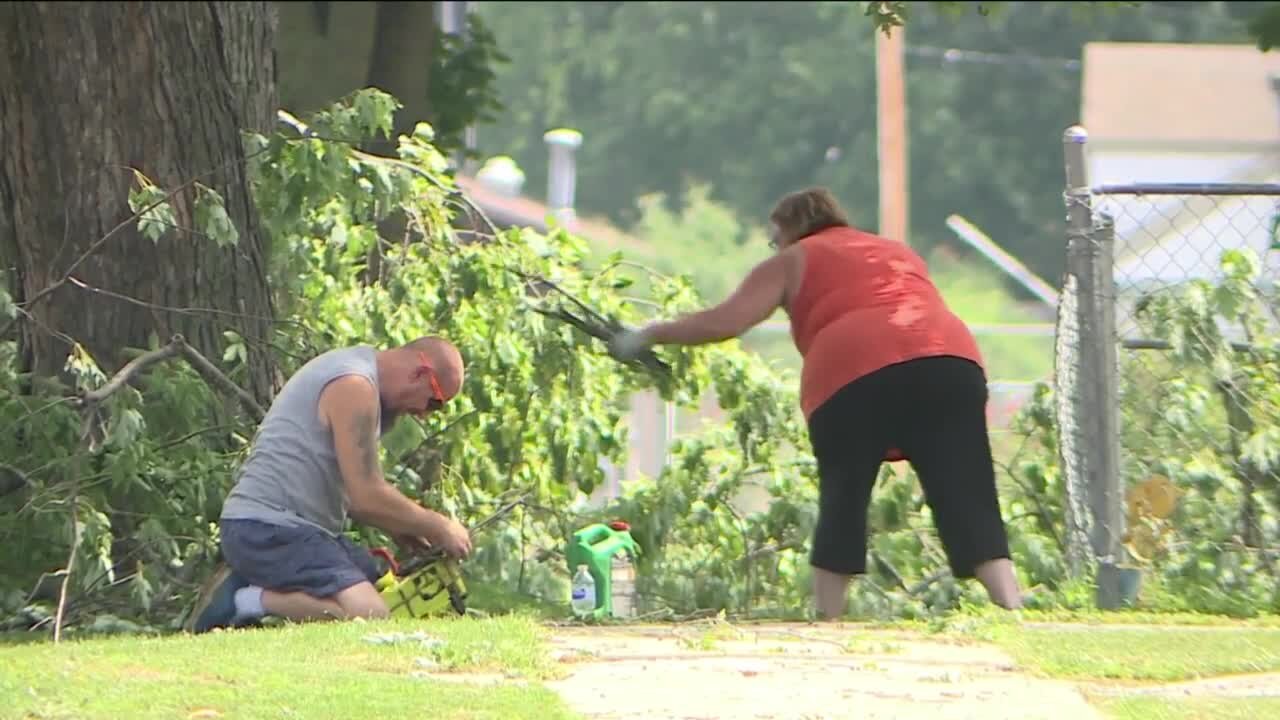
(1090, 213), (1129, 609)
(1059, 126), (1094, 577)
(1066, 180), (1280, 611)
(1063, 127), (1130, 607)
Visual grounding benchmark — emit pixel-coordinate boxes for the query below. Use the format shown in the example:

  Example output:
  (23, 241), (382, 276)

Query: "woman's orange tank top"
(787, 226), (985, 422)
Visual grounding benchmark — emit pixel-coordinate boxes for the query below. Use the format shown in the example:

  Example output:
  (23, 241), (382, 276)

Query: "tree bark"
(363, 1), (437, 286)
(366, 1), (437, 155)
(0, 1), (280, 405)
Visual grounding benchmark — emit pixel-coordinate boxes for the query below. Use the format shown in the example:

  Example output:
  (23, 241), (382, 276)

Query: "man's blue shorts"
(220, 518), (382, 598)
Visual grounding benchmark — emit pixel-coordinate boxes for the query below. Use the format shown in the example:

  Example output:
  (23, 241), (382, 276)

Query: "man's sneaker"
(186, 563), (248, 634)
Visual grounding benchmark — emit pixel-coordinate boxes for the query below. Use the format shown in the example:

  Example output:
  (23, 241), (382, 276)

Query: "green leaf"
(221, 341), (247, 366)
(382, 417), (428, 463)
(412, 121), (436, 144)
(1219, 248), (1260, 284)
(351, 88), (402, 139)
(127, 170), (176, 244)
(329, 222), (349, 247)
(63, 343), (107, 392)
(0, 285), (16, 319)
(1241, 427), (1280, 474)
(107, 408), (146, 449)
(193, 183), (240, 248)
(130, 571), (155, 614)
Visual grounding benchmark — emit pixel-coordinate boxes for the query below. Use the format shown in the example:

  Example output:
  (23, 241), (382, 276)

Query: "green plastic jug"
(565, 521), (640, 618)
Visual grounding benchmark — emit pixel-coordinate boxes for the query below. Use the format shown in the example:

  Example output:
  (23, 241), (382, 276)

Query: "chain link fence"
(1057, 127), (1280, 608)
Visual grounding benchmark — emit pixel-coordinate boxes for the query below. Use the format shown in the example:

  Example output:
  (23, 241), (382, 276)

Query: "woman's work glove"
(608, 325), (656, 362)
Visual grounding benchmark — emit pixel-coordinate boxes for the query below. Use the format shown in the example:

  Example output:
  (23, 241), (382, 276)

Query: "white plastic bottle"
(571, 564), (597, 618)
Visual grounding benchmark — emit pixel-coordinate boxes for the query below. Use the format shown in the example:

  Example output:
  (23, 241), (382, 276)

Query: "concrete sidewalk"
(544, 623), (1103, 720)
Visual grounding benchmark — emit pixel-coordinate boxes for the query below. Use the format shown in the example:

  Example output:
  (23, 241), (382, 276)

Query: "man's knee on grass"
(259, 582), (388, 622)
(334, 581), (390, 619)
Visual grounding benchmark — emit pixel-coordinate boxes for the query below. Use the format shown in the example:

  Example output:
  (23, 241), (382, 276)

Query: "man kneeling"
(186, 337), (473, 632)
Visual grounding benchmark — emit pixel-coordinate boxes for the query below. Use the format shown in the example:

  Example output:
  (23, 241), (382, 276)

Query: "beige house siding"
(1082, 42), (1280, 148)
(1080, 41), (1280, 346)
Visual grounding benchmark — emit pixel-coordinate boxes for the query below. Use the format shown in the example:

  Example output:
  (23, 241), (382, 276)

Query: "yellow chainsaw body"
(375, 557), (468, 619)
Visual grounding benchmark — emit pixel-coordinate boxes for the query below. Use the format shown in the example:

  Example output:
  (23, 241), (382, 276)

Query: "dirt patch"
(544, 623), (1103, 720)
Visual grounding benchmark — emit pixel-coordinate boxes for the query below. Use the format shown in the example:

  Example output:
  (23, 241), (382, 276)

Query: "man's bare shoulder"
(317, 374), (378, 429)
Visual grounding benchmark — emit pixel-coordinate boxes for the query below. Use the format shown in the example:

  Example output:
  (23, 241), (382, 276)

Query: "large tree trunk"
(363, 1), (437, 285)
(0, 1), (280, 404)
(366, 1), (437, 155)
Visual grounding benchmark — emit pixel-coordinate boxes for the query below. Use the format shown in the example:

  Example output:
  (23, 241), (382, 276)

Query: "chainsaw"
(369, 496), (525, 619)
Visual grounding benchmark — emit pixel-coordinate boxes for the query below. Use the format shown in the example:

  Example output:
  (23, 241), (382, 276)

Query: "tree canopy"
(475, 1), (1264, 283)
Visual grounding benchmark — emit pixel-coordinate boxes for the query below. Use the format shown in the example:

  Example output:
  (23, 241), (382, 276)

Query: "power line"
(906, 45), (1082, 72)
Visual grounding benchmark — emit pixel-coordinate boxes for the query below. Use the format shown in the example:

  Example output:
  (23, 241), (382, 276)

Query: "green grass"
(859, 608), (1280, 680)
(8, 599), (1280, 720)
(873, 609), (1280, 720)
(981, 622), (1280, 682)
(1092, 696), (1280, 720)
(1005, 608), (1280, 629)
(0, 615), (580, 720)
(868, 607), (1280, 634)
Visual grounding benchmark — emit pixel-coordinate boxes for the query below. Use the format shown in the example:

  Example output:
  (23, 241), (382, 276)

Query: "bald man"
(186, 337), (472, 633)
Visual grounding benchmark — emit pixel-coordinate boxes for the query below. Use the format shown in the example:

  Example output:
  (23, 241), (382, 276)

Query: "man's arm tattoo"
(350, 410), (381, 479)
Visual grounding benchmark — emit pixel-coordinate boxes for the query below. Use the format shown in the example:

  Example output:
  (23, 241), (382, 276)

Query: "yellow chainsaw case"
(375, 557), (468, 618)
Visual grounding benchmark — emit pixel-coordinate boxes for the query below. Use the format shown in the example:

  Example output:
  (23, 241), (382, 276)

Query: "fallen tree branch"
(996, 428), (1065, 554)
(1001, 463), (1065, 554)
(511, 267), (674, 377)
(392, 493), (529, 577)
(907, 568), (952, 597)
(278, 110), (671, 379)
(74, 338), (185, 407)
(45, 334), (261, 639)
(64, 338), (258, 420)
(66, 275), (301, 330)
(510, 266), (615, 327)
(869, 551), (909, 593)
(275, 109), (502, 240)
(53, 412), (93, 643)
(0, 396), (75, 439)
(177, 340), (265, 422)
(66, 334), (264, 421)
(422, 409), (478, 445)
(0, 462), (32, 498)
(53, 335), (171, 641)
(530, 303), (671, 376)
(742, 540), (802, 562)
(868, 550), (953, 599)
(153, 424), (241, 452)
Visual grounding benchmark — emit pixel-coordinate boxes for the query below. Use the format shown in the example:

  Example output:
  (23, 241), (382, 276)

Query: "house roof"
(454, 174), (652, 256)
(1082, 42), (1280, 146)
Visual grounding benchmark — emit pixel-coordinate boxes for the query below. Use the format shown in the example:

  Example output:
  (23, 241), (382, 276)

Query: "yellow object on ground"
(376, 557), (468, 618)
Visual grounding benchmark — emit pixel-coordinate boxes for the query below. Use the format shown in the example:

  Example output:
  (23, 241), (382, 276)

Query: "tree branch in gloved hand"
(610, 255), (789, 356)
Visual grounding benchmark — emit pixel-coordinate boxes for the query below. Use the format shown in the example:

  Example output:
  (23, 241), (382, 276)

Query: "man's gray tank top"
(220, 346), (384, 535)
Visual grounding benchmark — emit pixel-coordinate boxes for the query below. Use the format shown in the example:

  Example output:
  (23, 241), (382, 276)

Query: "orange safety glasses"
(418, 352), (448, 411)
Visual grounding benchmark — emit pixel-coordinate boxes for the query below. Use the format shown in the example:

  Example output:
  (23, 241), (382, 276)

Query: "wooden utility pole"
(876, 26), (908, 244)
